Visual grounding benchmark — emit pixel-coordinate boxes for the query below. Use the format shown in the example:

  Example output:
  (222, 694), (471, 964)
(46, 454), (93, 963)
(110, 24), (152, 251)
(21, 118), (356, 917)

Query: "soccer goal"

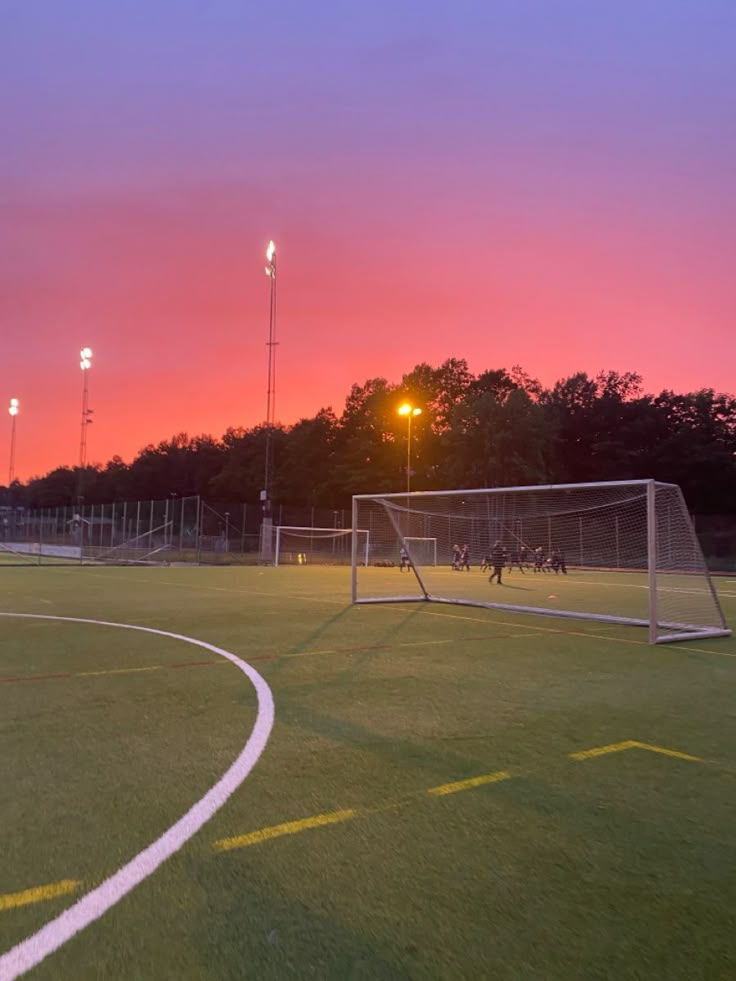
(274, 526), (370, 567)
(351, 480), (731, 644)
(403, 536), (438, 566)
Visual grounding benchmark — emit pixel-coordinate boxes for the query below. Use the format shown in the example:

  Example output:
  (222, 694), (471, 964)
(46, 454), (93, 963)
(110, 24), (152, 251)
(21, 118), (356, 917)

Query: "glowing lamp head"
(266, 240), (276, 263)
(9, 398), (19, 417)
(398, 403), (422, 417)
(80, 347), (93, 370)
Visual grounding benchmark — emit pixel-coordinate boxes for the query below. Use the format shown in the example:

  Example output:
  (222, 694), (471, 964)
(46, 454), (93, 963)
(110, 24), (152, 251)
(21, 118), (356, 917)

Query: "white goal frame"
(274, 526), (370, 567)
(351, 480), (731, 644)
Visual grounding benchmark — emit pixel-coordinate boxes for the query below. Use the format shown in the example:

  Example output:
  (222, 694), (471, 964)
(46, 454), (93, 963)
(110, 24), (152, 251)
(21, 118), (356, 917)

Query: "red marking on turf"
(0, 672), (72, 684)
(0, 631), (536, 686)
(169, 659), (221, 669)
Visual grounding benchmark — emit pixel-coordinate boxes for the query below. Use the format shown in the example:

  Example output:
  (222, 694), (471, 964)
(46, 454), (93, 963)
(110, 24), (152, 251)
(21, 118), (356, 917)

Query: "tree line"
(4, 360), (736, 515)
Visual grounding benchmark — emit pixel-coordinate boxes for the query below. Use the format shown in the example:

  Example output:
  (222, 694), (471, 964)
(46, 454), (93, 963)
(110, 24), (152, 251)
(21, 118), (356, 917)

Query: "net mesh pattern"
(353, 482), (729, 642)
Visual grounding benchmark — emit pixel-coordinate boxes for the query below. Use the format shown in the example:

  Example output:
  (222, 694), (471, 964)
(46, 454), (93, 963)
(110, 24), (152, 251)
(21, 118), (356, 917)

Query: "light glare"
(9, 398), (19, 416)
(266, 240), (276, 263)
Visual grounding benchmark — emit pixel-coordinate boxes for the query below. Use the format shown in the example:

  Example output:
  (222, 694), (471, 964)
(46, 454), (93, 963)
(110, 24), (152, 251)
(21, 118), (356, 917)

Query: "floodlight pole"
(78, 347), (93, 503)
(260, 241), (277, 564)
(263, 241), (277, 517)
(8, 398), (19, 485)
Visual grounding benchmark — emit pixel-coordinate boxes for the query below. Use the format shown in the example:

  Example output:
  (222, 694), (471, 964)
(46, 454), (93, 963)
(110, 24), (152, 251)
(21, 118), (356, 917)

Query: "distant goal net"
(352, 480), (730, 644)
(274, 526), (370, 567)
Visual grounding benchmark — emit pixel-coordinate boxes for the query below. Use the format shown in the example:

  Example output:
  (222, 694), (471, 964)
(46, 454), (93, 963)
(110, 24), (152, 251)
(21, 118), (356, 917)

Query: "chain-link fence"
(0, 498), (353, 566)
(2, 497), (733, 570)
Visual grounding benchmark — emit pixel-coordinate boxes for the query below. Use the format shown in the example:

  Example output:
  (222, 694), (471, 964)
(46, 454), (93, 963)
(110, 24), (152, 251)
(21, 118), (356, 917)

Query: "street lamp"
(398, 402), (422, 495)
(8, 398), (19, 486)
(263, 240), (277, 517)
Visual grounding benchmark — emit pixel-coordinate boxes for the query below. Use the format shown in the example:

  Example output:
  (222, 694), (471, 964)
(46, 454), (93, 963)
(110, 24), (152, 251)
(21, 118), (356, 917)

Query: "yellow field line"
(570, 740), (702, 763)
(213, 809), (357, 852)
(427, 770), (512, 796)
(0, 879), (80, 912)
(569, 741), (639, 761)
(77, 665), (163, 677)
(424, 610), (736, 658)
(629, 741), (702, 762)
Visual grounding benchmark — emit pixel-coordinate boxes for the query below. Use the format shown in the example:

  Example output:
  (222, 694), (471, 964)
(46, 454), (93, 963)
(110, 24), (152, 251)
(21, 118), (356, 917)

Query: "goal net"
(351, 480), (730, 644)
(274, 526), (370, 567)
(82, 520), (174, 565)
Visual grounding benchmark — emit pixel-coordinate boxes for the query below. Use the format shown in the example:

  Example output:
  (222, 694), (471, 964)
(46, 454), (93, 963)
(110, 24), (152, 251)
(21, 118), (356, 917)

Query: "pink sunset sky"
(2, 1), (735, 481)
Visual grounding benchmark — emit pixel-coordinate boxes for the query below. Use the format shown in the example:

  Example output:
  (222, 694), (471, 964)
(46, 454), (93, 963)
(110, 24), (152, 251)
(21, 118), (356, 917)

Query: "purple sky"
(2, 0), (735, 480)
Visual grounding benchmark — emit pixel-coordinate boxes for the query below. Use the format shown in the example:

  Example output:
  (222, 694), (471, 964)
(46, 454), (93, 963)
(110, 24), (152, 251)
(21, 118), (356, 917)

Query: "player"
(488, 540), (506, 584)
(399, 546), (411, 571)
(459, 544), (470, 571)
(451, 544), (461, 570)
(508, 546), (526, 574)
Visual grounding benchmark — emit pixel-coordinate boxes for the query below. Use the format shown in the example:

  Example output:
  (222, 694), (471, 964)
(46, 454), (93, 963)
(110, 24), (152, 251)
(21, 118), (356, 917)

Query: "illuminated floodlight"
(8, 398), (19, 416)
(398, 403), (421, 417)
(266, 240), (276, 263)
(80, 347), (93, 370)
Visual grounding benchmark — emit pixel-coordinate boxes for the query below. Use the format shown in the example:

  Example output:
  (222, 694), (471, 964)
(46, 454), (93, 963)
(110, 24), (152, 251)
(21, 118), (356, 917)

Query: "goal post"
(274, 526), (370, 567)
(352, 480), (731, 644)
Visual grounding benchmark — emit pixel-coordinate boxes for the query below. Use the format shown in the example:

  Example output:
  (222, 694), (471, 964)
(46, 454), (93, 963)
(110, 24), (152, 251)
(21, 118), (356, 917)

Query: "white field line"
(0, 613), (275, 981)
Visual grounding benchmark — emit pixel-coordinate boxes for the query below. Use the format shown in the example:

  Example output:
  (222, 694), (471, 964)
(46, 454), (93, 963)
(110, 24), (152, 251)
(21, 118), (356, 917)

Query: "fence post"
(195, 496), (202, 565)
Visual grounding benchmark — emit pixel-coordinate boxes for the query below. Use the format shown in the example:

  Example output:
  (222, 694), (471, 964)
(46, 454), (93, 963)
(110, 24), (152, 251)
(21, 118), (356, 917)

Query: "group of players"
(399, 542), (567, 585)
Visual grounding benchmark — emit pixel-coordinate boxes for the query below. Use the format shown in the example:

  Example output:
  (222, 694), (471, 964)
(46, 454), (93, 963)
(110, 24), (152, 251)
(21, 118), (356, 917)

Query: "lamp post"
(398, 403), (422, 495)
(8, 398), (19, 486)
(263, 240), (277, 517)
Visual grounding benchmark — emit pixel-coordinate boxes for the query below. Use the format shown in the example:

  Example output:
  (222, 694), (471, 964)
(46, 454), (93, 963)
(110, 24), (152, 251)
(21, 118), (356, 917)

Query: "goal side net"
(351, 480), (730, 644)
(274, 526), (370, 567)
(82, 520), (175, 565)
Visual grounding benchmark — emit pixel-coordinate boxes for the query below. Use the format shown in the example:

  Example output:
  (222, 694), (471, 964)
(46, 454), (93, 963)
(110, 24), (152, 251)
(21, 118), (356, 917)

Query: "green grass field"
(2, 564), (735, 979)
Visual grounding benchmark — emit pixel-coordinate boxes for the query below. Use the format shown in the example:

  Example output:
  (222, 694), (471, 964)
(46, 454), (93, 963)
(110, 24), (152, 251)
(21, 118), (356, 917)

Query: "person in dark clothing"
(550, 548), (561, 574)
(489, 541), (506, 584)
(459, 544), (470, 571)
(399, 546), (411, 571)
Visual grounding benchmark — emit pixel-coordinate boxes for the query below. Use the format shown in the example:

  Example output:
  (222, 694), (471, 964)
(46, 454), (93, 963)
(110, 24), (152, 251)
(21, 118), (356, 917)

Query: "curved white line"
(0, 613), (275, 981)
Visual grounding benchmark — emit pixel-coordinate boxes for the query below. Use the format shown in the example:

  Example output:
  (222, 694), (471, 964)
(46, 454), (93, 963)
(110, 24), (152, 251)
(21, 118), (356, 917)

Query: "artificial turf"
(1, 564), (735, 979)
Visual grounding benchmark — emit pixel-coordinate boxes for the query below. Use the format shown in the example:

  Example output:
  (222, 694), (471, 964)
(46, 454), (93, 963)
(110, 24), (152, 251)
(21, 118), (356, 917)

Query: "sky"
(2, 0), (735, 481)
